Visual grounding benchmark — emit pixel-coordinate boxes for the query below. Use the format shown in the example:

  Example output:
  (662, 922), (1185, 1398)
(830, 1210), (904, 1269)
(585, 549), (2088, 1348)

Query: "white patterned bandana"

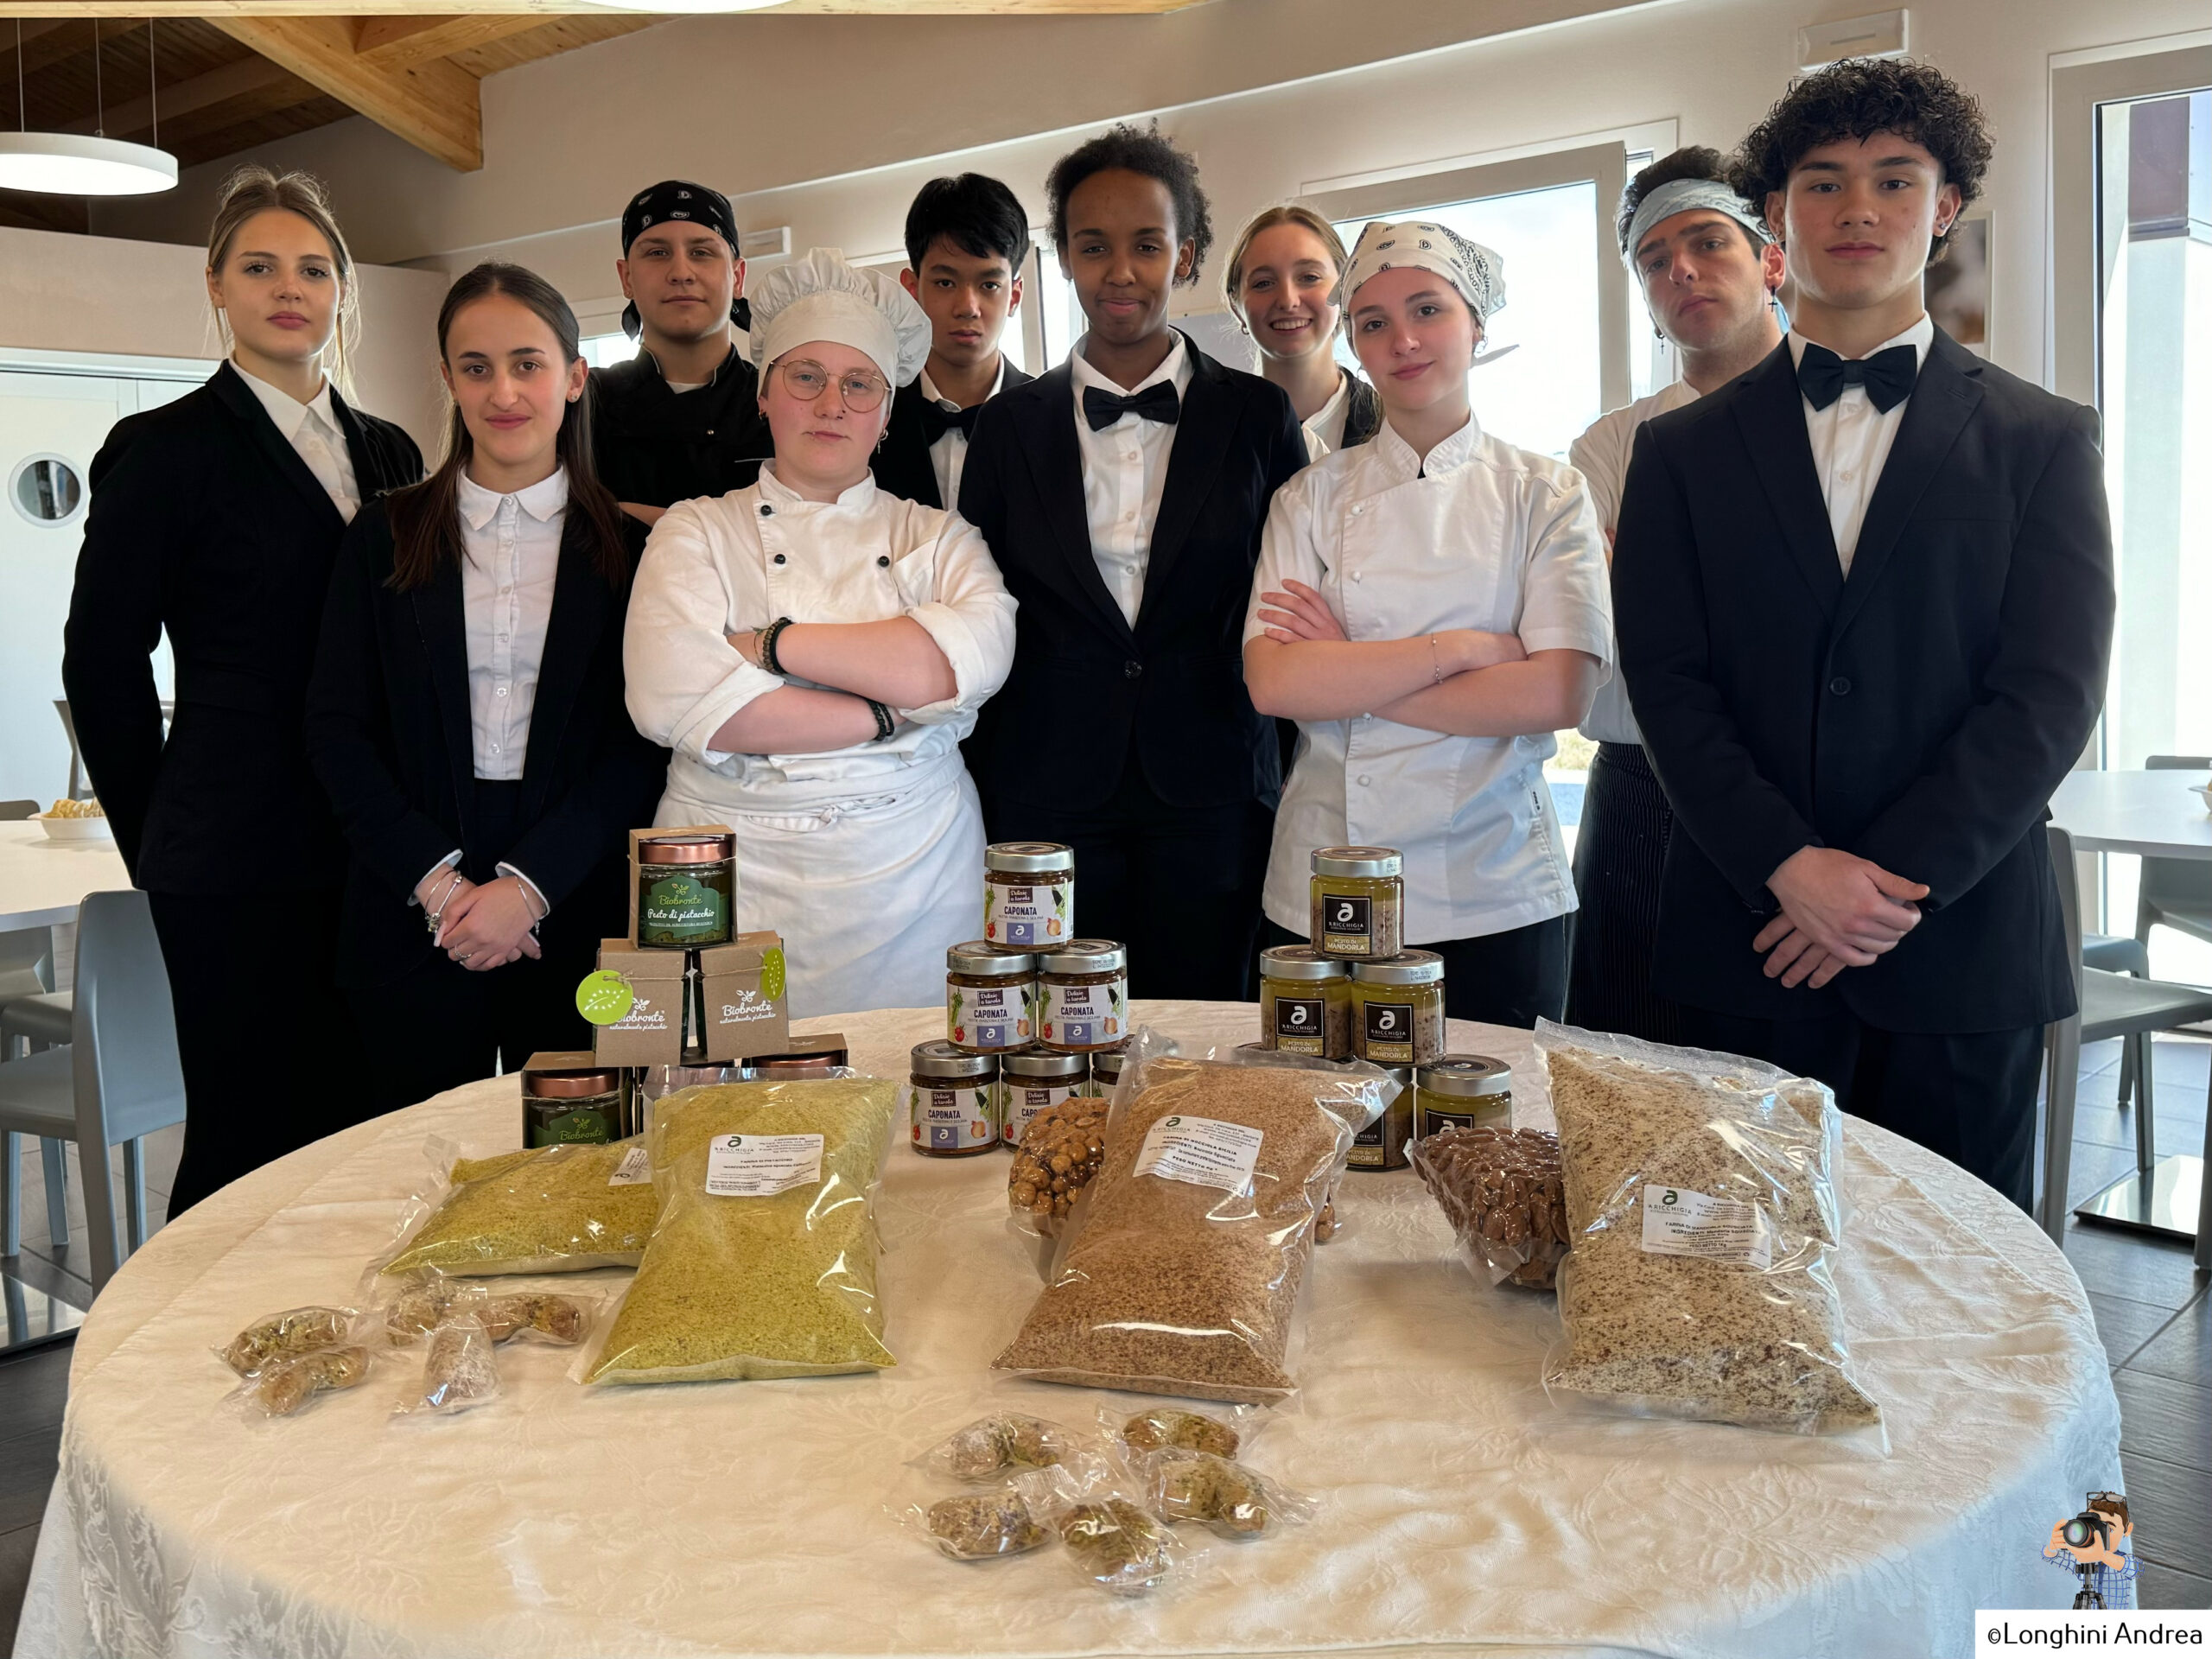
(1344, 219), (1507, 325)
(1620, 178), (1772, 269)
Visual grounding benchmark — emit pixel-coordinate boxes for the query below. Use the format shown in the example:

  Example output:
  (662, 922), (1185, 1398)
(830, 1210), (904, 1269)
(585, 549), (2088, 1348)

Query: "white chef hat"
(747, 247), (932, 389)
(1344, 219), (1508, 326)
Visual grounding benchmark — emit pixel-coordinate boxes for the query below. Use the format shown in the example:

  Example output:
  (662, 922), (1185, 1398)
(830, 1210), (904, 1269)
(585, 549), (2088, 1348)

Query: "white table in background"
(0, 819), (129, 933)
(2049, 767), (2211, 1255)
(15, 1002), (2117, 1659)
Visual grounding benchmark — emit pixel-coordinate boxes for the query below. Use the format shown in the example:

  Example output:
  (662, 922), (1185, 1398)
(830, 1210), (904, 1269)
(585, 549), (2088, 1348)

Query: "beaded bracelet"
(867, 699), (895, 741)
(759, 615), (796, 677)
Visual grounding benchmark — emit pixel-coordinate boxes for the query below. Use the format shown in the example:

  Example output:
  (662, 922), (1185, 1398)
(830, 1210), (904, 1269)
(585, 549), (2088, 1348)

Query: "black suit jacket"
(62, 362), (423, 893)
(958, 335), (1308, 813)
(872, 359), (1036, 509)
(1613, 329), (2114, 1032)
(303, 498), (669, 988)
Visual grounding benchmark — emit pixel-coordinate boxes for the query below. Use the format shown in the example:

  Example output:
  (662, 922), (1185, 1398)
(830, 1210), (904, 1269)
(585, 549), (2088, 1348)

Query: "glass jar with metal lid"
(984, 842), (1074, 948)
(1001, 1047), (1090, 1147)
(1348, 1066), (1414, 1171)
(1257, 944), (1351, 1058)
(1414, 1054), (1513, 1140)
(906, 1039), (1001, 1157)
(1309, 845), (1403, 961)
(1039, 939), (1128, 1052)
(1083, 1040), (1130, 1097)
(1350, 950), (1446, 1065)
(636, 832), (737, 949)
(946, 942), (1037, 1054)
(523, 1066), (624, 1147)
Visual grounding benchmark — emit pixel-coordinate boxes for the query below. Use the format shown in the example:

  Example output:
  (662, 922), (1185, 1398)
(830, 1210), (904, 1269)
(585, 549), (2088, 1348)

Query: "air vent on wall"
(740, 226), (791, 260)
(1796, 9), (1909, 70)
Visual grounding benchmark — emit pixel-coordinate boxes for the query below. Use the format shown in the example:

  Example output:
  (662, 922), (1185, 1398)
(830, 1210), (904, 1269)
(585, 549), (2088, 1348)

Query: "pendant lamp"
(0, 19), (178, 197)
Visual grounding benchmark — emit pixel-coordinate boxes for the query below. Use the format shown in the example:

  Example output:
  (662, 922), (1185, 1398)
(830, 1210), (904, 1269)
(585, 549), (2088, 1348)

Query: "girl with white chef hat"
(624, 248), (1018, 1017)
(1242, 220), (1612, 1027)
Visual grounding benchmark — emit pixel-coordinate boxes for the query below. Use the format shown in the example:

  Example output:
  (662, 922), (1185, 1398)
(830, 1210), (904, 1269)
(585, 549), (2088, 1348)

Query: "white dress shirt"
(1788, 313), (1934, 575)
(918, 360), (1005, 508)
(1301, 370), (1355, 462)
(1567, 377), (1700, 745)
(459, 467), (566, 782)
(1245, 414), (1614, 944)
(1069, 334), (1192, 628)
(235, 361), (359, 522)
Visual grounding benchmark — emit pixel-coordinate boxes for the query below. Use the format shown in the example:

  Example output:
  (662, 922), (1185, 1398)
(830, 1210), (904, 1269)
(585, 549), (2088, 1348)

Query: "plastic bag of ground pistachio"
(1535, 1021), (1882, 1440)
(377, 1139), (659, 1279)
(584, 1074), (900, 1384)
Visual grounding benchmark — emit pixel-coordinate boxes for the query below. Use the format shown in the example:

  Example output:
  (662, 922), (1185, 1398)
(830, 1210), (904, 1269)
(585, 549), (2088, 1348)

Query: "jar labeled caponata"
(1257, 944), (1351, 1058)
(1350, 950), (1446, 1066)
(1039, 939), (1128, 1052)
(984, 842), (1074, 948)
(1001, 1047), (1090, 1147)
(1081, 1040), (1129, 1097)
(1414, 1054), (1512, 1140)
(946, 942), (1036, 1054)
(906, 1039), (1001, 1157)
(637, 833), (737, 949)
(1309, 846), (1404, 962)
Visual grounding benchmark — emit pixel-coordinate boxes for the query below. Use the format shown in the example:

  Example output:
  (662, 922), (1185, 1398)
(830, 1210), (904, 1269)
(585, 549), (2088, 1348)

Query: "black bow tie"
(1082, 380), (1180, 432)
(1796, 341), (1918, 413)
(921, 400), (980, 442)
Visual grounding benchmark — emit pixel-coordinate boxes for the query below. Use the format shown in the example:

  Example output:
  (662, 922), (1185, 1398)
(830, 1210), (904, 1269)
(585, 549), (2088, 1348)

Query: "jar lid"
(524, 1067), (622, 1098)
(910, 1039), (998, 1081)
(947, 941), (1035, 976)
(985, 841), (1075, 874)
(639, 832), (734, 865)
(1041, 938), (1127, 974)
(1001, 1046), (1089, 1081)
(1351, 949), (1444, 986)
(1416, 1054), (1512, 1097)
(1259, 944), (1346, 982)
(1090, 1044), (1129, 1083)
(1313, 844), (1402, 879)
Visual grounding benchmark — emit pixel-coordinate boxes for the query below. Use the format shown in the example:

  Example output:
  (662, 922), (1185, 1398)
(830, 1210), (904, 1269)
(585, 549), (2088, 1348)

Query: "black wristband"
(867, 699), (895, 741)
(760, 616), (795, 677)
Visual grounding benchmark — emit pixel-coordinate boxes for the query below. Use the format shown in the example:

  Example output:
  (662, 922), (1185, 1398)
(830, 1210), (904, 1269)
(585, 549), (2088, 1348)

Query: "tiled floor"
(0, 1048), (2203, 1645)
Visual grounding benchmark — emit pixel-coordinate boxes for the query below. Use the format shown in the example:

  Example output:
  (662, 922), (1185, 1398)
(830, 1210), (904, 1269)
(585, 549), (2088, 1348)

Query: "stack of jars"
(1257, 847), (1446, 1069)
(908, 842), (1132, 1158)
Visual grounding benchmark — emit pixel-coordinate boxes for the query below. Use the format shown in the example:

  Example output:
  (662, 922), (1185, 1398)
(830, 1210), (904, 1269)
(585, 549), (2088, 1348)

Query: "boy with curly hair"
(1612, 60), (2114, 1209)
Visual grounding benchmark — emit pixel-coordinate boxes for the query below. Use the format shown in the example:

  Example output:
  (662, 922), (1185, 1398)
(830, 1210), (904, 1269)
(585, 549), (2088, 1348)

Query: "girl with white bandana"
(624, 249), (1017, 1017)
(1243, 220), (1612, 1027)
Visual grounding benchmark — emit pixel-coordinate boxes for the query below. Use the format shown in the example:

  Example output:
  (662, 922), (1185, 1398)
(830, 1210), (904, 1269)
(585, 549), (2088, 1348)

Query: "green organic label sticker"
(576, 969), (635, 1026)
(760, 946), (787, 1002)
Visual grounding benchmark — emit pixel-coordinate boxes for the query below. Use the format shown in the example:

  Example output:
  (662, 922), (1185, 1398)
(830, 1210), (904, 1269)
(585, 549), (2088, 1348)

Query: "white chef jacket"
(235, 360), (359, 521)
(1788, 313), (1933, 575)
(1568, 378), (1699, 746)
(1069, 333), (1192, 628)
(1245, 413), (1614, 944)
(918, 360), (1005, 508)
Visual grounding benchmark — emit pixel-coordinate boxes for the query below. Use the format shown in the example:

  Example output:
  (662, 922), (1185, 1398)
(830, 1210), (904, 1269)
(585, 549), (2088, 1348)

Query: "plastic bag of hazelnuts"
(1410, 1124), (1570, 1291)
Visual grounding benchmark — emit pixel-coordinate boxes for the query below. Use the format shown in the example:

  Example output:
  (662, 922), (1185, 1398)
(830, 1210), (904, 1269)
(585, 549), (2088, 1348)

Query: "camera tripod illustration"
(2044, 1490), (2135, 1610)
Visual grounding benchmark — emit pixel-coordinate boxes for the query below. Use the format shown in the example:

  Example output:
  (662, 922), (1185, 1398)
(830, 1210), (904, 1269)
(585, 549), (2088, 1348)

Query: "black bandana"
(620, 179), (749, 340)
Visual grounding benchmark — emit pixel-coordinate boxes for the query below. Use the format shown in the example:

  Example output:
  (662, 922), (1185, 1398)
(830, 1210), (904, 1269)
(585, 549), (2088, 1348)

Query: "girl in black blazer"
(307, 264), (666, 1115)
(960, 124), (1307, 1000)
(62, 167), (423, 1216)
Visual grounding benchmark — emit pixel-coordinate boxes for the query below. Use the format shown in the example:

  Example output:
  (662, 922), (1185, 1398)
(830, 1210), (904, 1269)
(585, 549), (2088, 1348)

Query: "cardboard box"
(590, 931), (789, 1066)
(627, 823), (735, 948)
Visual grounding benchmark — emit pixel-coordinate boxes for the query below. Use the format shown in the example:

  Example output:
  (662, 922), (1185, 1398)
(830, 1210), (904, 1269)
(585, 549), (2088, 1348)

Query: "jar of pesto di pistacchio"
(907, 1040), (1001, 1158)
(1350, 950), (1446, 1066)
(636, 833), (736, 949)
(523, 1067), (624, 1147)
(984, 842), (1074, 948)
(946, 942), (1036, 1054)
(1310, 846), (1404, 961)
(1039, 940), (1128, 1052)
(1414, 1054), (1513, 1140)
(1257, 944), (1351, 1058)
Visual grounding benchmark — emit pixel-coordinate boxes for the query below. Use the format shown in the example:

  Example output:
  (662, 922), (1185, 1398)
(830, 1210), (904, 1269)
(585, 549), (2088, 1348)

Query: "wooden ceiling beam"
(208, 14), (483, 171)
(55, 55), (296, 142)
(0, 194), (90, 236)
(0, 3), (1202, 15)
(353, 16), (551, 69)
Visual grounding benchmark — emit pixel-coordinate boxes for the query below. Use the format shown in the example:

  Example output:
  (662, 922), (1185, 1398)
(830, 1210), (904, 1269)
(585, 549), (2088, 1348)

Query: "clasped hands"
(1757, 846), (1929, 989)
(413, 869), (544, 972)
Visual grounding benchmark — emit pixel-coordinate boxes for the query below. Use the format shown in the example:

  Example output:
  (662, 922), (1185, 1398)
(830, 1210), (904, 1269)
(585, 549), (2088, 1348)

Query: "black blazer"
(958, 335), (1308, 812)
(61, 361), (423, 893)
(872, 359), (1035, 509)
(303, 497), (669, 988)
(1613, 329), (2114, 1032)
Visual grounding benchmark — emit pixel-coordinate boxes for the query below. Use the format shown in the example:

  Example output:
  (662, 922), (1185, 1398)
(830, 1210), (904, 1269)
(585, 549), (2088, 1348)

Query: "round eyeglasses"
(772, 358), (890, 413)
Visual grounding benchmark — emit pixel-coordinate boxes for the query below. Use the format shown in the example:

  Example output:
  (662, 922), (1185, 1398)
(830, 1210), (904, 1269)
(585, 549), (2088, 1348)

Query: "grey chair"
(0, 923), (67, 1251)
(0, 802), (36, 822)
(2135, 754), (2212, 950)
(2043, 825), (2212, 1267)
(0, 890), (187, 1288)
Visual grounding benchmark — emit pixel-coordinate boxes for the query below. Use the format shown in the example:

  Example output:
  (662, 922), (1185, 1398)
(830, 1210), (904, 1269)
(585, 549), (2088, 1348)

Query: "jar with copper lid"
(946, 942), (1037, 1054)
(983, 842), (1074, 947)
(1350, 950), (1446, 1065)
(523, 1067), (624, 1147)
(1001, 1047), (1089, 1147)
(1309, 846), (1404, 960)
(1414, 1055), (1512, 1140)
(1038, 939), (1128, 1052)
(906, 1040), (1001, 1157)
(636, 832), (736, 948)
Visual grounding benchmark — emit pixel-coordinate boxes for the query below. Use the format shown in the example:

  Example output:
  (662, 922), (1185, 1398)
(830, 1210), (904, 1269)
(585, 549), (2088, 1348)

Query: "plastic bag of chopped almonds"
(992, 1035), (1390, 1404)
(1535, 1021), (1882, 1440)
(1410, 1124), (1569, 1289)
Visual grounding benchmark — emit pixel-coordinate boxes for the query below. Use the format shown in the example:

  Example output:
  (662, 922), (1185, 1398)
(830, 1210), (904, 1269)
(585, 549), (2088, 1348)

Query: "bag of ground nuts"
(1535, 1021), (1881, 1439)
(375, 1139), (659, 1279)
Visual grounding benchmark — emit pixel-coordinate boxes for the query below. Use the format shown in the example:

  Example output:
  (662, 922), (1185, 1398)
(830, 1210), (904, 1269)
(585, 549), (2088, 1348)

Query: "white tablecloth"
(16, 1004), (2119, 1659)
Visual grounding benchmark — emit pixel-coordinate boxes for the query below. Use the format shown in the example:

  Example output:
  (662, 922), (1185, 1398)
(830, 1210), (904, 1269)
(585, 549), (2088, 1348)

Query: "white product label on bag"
(1134, 1115), (1263, 1192)
(705, 1133), (823, 1198)
(1640, 1185), (1771, 1269)
(607, 1146), (653, 1186)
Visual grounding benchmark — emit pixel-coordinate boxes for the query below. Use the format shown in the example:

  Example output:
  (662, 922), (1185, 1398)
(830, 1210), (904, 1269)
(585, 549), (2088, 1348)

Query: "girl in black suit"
(307, 264), (666, 1114)
(62, 167), (423, 1216)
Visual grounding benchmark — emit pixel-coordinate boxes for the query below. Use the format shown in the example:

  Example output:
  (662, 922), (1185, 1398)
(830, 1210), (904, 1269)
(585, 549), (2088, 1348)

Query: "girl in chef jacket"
(1242, 221), (1612, 1028)
(624, 249), (1018, 1017)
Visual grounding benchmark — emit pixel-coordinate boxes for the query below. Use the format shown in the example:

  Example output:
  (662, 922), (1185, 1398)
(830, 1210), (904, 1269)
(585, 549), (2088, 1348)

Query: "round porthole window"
(10, 454), (86, 527)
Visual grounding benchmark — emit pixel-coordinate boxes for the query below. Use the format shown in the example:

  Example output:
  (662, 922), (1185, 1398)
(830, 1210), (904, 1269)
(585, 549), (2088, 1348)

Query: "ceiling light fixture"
(0, 18), (178, 198)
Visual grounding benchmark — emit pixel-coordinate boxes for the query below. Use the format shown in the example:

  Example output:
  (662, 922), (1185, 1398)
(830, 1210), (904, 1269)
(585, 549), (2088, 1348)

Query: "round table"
(16, 1003), (2120, 1659)
(0, 818), (129, 934)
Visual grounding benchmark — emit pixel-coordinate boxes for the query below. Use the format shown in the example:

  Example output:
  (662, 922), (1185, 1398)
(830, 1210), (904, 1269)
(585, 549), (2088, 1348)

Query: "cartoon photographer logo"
(2044, 1490), (2138, 1610)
